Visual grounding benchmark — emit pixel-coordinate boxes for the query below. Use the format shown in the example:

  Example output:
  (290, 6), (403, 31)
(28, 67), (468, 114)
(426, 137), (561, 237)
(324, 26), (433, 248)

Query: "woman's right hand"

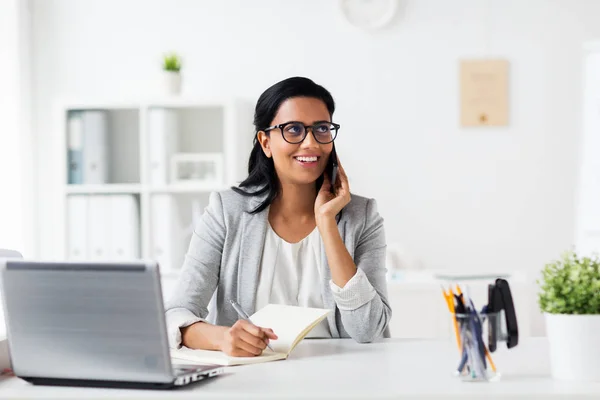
(220, 320), (278, 357)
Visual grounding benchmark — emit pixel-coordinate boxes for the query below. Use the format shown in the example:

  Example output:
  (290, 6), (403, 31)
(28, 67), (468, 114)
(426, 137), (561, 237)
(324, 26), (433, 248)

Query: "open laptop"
(0, 259), (223, 389)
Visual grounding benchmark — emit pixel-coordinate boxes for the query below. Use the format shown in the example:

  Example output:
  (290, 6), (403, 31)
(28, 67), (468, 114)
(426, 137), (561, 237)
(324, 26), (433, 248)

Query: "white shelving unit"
(56, 98), (254, 286)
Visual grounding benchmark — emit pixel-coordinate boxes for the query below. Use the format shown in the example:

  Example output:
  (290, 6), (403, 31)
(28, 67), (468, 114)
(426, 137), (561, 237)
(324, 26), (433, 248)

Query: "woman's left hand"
(314, 161), (351, 225)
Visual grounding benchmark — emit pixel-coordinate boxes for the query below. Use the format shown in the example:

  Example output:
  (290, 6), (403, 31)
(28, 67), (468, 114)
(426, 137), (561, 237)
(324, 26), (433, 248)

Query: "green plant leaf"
(537, 249), (600, 314)
(163, 52), (181, 72)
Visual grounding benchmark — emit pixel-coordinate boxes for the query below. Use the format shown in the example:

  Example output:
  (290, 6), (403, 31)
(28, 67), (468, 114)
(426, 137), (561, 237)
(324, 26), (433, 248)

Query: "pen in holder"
(454, 311), (501, 382)
(442, 279), (519, 383)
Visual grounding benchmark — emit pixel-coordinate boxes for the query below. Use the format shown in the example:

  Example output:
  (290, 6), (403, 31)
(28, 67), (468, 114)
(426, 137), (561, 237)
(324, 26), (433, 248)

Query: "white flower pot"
(545, 313), (600, 381)
(161, 71), (182, 95)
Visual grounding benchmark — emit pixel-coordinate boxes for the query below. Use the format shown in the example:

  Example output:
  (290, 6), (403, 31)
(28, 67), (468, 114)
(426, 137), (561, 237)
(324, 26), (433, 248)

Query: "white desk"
(0, 338), (598, 399)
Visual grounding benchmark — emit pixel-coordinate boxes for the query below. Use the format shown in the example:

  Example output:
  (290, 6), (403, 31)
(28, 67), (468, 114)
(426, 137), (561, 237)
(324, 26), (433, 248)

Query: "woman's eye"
(315, 124), (330, 133)
(286, 124), (303, 134)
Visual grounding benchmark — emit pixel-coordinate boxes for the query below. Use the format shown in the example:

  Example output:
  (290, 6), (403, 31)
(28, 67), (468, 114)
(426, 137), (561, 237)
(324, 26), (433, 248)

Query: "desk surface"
(0, 338), (599, 399)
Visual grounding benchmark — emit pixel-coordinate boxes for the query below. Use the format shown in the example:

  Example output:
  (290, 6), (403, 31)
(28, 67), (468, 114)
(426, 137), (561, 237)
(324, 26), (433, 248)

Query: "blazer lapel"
(319, 219), (347, 338)
(237, 199), (269, 315)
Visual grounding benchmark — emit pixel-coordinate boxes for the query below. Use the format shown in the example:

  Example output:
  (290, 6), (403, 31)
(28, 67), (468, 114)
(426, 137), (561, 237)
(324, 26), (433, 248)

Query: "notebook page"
(170, 347), (286, 366)
(249, 304), (331, 354)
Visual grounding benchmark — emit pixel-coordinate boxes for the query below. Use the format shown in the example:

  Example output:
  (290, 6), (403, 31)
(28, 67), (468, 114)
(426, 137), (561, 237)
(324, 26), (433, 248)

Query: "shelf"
(65, 184), (142, 194)
(60, 98), (231, 111)
(63, 101), (141, 111)
(149, 184), (229, 194)
(145, 98), (229, 109)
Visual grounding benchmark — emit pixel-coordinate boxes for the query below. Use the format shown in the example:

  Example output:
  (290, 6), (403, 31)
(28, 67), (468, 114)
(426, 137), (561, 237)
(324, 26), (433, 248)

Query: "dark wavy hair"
(231, 77), (336, 213)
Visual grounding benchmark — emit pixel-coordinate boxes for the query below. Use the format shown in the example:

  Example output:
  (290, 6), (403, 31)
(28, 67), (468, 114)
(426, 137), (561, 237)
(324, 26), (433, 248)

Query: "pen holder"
(453, 312), (501, 382)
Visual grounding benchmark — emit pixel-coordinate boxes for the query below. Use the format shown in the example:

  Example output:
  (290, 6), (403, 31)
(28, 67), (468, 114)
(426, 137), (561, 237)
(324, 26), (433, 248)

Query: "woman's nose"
(301, 128), (319, 147)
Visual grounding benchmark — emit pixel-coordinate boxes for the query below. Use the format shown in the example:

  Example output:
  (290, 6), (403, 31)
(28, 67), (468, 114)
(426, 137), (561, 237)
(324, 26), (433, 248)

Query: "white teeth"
(295, 156), (318, 162)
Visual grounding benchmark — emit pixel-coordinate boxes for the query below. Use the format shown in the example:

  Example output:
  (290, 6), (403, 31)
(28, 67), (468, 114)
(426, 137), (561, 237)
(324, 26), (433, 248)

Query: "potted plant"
(162, 52), (182, 95)
(538, 249), (600, 381)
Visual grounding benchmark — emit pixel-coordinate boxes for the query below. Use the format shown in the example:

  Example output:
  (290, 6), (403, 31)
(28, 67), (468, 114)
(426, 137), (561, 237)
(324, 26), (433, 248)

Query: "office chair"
(0, 248), (22, 370)
(0, 249), (22, 259)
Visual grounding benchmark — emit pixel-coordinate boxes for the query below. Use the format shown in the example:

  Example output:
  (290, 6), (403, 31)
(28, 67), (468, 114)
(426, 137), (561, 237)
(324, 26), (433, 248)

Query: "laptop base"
(21, 377), (177, 390)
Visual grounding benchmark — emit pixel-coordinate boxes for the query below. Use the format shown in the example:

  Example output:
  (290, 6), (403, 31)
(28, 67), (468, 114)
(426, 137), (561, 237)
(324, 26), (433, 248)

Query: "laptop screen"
(1, 260), (173, 383)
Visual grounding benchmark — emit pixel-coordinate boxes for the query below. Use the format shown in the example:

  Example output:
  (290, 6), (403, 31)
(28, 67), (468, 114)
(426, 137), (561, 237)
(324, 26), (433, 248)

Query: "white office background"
(0, 0), (599, 341)
(29, 0), (600, 277)
(0, 0), (34, 256)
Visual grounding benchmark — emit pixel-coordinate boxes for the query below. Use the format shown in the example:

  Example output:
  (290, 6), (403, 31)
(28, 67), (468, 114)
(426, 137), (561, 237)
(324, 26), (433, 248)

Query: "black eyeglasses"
(264, 121), (340, 144)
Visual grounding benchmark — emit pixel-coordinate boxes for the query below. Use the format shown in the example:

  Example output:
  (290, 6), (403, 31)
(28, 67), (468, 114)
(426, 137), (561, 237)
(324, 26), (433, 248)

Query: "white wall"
(30, 0), (600, 277)
(0, 0), (34, 256)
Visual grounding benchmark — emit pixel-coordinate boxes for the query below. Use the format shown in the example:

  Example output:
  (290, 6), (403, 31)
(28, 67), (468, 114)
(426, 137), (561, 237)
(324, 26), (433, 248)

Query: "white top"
(0, 339), (597, 398)
(255, 223), (330, 338)
(254, 217), (379, 339)
(164, 208), (379, 348)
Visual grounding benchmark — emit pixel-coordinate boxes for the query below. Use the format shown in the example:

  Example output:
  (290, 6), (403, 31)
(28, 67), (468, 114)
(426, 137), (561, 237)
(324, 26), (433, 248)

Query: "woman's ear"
(257, 131), (272, 158)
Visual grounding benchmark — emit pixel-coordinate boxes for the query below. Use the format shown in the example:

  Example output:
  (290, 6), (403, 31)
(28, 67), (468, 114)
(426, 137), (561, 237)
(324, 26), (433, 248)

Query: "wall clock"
(339, 0), (400, 30)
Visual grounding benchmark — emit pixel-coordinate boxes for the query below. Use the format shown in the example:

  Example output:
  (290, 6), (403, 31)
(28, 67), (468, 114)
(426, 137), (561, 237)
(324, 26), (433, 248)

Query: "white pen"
(229, 299), (275, 352)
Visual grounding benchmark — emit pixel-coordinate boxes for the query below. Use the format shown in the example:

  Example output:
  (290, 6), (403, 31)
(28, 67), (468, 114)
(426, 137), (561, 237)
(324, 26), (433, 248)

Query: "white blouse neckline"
(267, 222), (319, 246)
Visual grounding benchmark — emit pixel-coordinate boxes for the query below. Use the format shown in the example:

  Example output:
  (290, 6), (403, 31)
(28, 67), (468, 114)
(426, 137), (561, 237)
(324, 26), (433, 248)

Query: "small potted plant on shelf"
(162, 52), (182, 95)
(538, 249), (600, 381)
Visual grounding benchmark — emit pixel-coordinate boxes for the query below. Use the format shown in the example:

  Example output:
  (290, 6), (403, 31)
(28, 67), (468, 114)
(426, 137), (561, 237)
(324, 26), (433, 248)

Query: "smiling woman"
(165, 77), (391, 357)
(233, 78), (340, 214)
(246, 96), (338, 206)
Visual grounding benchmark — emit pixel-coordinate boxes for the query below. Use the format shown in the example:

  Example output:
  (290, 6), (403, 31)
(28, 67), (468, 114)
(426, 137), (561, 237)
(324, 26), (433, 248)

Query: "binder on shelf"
(151, 195), (184, 271)
(66, 195), (88, 260)
(87, 195), (109, 260)
(82, 111), (109, 184)
(148, 108), (179, 185)
(108, 195), (140, 259)
(76, 194), (141, 261)
(67, 112), (84, 184)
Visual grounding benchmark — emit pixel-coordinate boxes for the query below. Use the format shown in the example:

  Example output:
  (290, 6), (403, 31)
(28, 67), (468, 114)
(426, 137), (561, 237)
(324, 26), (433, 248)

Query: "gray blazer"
(164, 187), (392, 346)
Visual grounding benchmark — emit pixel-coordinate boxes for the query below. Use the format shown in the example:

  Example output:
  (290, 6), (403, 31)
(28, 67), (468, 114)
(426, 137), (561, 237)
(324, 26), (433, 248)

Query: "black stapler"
(486, 278), (518, 352)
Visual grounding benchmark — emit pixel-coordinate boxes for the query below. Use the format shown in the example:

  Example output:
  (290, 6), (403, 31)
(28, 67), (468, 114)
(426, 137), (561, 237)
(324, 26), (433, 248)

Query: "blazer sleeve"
(164, 191), (225, 348)
(335, 198), (392, 343)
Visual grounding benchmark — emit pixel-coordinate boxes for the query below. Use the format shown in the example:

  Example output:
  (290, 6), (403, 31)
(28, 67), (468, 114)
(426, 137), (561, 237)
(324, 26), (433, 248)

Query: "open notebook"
(170, 304), (331, 366)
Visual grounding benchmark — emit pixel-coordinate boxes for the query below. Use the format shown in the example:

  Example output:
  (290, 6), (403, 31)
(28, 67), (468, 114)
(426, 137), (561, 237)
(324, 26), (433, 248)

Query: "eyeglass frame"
(262, 121), (340, 144)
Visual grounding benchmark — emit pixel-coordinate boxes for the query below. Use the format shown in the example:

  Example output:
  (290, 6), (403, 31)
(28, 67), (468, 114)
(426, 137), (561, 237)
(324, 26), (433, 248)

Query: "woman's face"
(258, 97), (333, 186)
